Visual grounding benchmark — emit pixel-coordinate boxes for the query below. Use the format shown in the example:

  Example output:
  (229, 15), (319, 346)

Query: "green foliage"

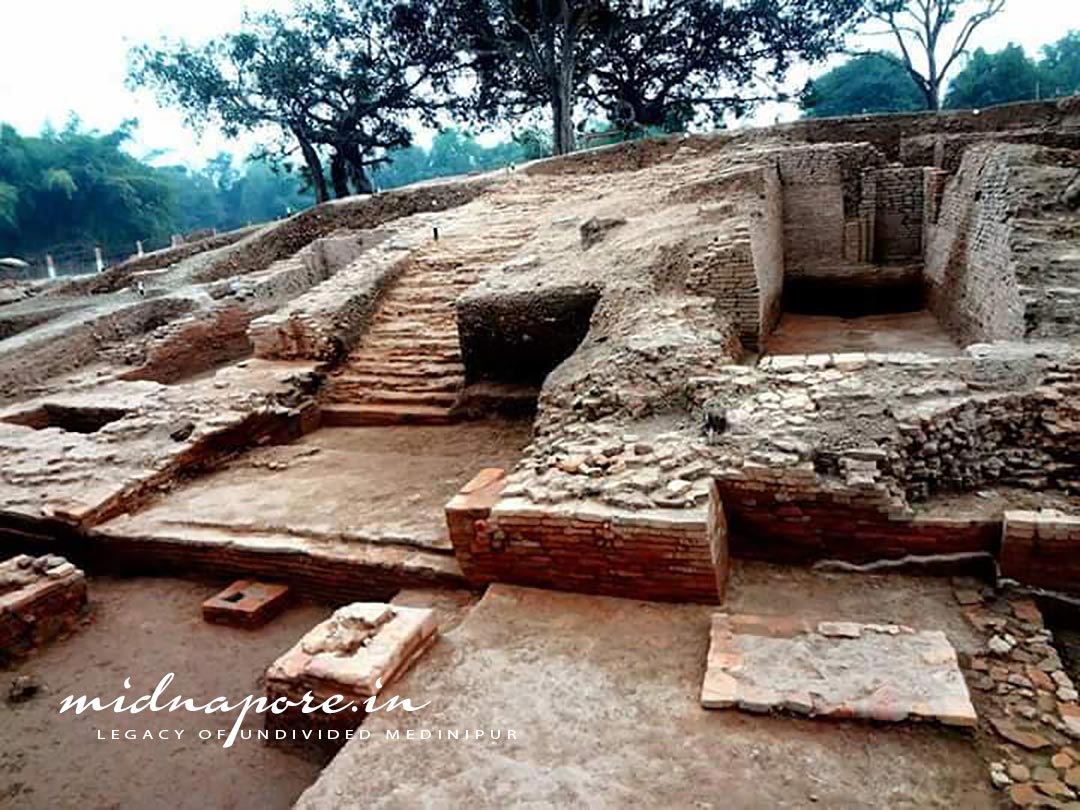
(372, 128), (532, 189)
(130, 0), (462, 200)
(0, 182), (18, 230)
(800, 54), (925, 117)
(0, 121), (313, 261)
(943, 44), (1040, 109)
(0, 120), (175, 258)
(804, 31), (1080, 118)
(1039, 31), (1080, 97)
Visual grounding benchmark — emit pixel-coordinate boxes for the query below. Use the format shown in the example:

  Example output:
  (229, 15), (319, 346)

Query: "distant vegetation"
(7, 0), (1077, 266)
(802, 31), (1080, 118)
(0, 119), (542, 264)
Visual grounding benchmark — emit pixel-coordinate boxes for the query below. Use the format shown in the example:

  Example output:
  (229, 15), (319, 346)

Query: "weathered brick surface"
(447, 472), (727, 604)
(0, 555), (87, 659)
(701, 613), (977, 727)
(1001, 510), (1080, 594)
(202, 579), (291, 628)
(716, 465), (1000, 565)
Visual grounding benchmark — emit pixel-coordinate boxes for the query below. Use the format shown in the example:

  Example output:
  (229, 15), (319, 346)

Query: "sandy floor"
(129, 419), (533, 551)
(0, 577), (331, 810)
(766, 312), (960, 356)
(297, 562), (994, 809)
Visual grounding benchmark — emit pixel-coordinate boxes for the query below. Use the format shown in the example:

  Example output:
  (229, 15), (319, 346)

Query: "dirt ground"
(128, 419), (533, 551)
(298, 562), (996, 809)
(766, 312), (961, 356)
(0, 577), (332, 810)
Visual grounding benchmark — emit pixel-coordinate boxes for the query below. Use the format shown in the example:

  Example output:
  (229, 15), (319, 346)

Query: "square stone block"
(202, 580), (291, 628)
(265, 602), (437, 755)
(701, 613), (977, 727)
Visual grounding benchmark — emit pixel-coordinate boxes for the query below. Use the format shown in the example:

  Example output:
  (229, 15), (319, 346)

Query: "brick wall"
(678, 165), (782, 351)
(749, 166), (785, 340)
(249, 248), (410, 361)
(924, 145), (1025, 344)
(446, 470), (727, 604)
(715, 462), (1000, 566)
(0, 562), (87, 659)
(871, 166), (925, 262)
(777, 144), (885, 273)
(1001, 510), (1080, 594)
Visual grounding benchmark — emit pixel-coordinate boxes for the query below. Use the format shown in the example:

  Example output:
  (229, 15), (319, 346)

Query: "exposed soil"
(131, 419), (533, 551)
(0, 577), (332, 810)
(298, 563), (996, 809)
(766, 311), (960, 356)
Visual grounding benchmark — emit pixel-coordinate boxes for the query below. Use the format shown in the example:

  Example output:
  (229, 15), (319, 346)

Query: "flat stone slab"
(701, 613), (977, 727)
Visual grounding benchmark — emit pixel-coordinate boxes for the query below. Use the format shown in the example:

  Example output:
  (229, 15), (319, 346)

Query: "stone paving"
(700, 612), (977, 727)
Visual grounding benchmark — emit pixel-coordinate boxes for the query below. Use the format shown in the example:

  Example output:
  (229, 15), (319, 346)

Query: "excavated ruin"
(3, 97), (1080, 807)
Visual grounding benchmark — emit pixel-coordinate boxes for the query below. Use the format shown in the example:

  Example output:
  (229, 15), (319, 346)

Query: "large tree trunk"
(550, 1), (578, 155)
(330, 152), (351, 199)
(553, 84), (575, 155)
(296, 134), (329, 203)
(342, 145), (374, 195)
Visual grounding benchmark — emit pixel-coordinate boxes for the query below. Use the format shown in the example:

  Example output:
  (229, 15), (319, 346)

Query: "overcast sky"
(1, 0), (1078, 168)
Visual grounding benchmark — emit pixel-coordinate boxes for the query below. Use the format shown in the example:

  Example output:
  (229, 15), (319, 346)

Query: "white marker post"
(136, 240), (144, 257)
(46, 254), (57, 280)
(94, 247), (105, 273)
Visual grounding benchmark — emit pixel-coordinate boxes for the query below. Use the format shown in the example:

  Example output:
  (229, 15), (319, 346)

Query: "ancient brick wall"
(1000, 510), (1080, 594)
(0, 296), (199, 402)
(674, 164), (781, 351)
(775, 96), (1080, 163)
(446, 472), (727, 604)
(748, 167), (785, 340)
(924, 146), (1025, 343)
(249, 248), (410, 361)
(871, 166), (925, 262)
(0, 558), (87, 660)
(715, 470), (1000, 565)
(777, 144), (885, 273)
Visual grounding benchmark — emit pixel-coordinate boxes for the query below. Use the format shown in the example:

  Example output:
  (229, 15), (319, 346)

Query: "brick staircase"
(321, 260), (479, 425)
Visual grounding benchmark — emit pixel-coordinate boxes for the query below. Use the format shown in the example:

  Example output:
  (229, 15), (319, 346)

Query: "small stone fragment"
(991, 717), (1054, 750)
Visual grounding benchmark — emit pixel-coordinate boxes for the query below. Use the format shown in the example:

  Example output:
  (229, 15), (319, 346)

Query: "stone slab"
(701, 613), (977, 727)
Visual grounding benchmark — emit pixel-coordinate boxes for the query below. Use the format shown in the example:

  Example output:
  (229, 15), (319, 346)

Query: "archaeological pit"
(2, 97), (1080, 808)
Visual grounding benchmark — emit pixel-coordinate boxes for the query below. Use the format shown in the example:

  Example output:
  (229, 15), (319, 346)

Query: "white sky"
(1, 0), (1078, 167)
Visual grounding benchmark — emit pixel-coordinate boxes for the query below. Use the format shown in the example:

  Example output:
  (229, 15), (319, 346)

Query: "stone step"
(332, 359), (465, 378)
(364, 326), (460, 341)
(356, 388), (460, 406)
(368, 313), (457, 329)
(350, 339), (460, 357)
(330, 373), (463, 394)
(320, 403), (458, 426)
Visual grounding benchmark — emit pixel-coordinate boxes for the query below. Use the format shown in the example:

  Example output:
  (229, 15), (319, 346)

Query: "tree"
(867, 0), (1006, 110)
(452, 0), (607, 155)
(1039, 31), (1080, 98)
(372, 129), (530, 189)
(591, 0), (866, 132)
(0, 119), (176, 259)
(130, 0), (461, 201)
(943, 43), (1039, 109)
(801, 53), (929, 117)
